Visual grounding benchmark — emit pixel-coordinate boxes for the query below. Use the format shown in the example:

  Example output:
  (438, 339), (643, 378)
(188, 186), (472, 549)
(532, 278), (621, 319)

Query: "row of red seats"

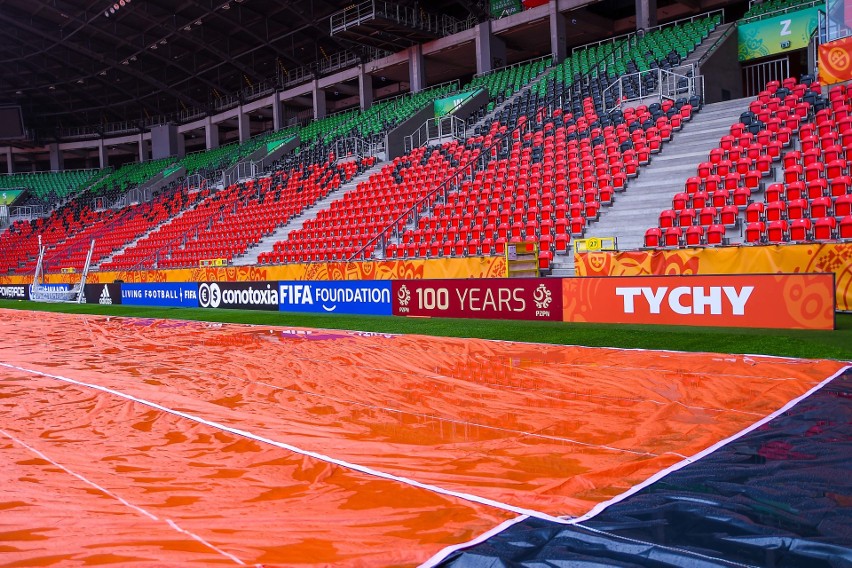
(107, 159), (360, 270)
(649, 78), (852, 248)
(744, 217), (852, 243)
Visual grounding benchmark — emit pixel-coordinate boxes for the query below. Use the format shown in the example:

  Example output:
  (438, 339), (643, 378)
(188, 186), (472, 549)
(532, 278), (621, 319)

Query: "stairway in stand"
(549, 97), (752, 276)
(234, 159), (385, 266)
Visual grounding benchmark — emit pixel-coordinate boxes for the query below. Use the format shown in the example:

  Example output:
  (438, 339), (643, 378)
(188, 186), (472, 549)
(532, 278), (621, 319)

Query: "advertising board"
(738, 6), (820, 61)
(393, 278), (562, 321)
(198, 281), (279, 311)
(83, 283), (122, 305)
(0, 284), (28, 300)
(819, 36), (852, 84)
(562, 274), (835, 329)
(434, 89), (484, 117)
(279, 281), (392, 315)
(121, 283), (199, 308)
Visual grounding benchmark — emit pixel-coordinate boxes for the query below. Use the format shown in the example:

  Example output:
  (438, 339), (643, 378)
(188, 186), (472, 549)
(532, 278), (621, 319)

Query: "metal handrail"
(645, 8), (725, 33)
(330, 0), (465, 37)
(603, 68), (699, 113)
(573, 31), (635, 55)
(473, 54), (552, 79)
(8, 205), (46, 221)
(333, 137), (378, 162)
(741, 0), (822, 24)
(404, 116), (467, 153)
(696, 22), (737, 66)
(0, 167), (99, 177)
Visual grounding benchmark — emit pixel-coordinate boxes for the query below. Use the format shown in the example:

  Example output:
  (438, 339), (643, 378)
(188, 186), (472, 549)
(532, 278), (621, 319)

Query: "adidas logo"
(99, 286), (112, 305)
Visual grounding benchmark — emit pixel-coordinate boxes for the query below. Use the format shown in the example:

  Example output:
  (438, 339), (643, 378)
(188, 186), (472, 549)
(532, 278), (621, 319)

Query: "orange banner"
(0, 256), (507, 286)
(563, 274), (835, 329)
(819, 36), (852, 85)
(574, 243), (852, 311)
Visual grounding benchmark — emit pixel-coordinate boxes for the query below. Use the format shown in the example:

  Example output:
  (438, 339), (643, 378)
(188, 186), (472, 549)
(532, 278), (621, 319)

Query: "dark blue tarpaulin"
(441, 367), (852, 568)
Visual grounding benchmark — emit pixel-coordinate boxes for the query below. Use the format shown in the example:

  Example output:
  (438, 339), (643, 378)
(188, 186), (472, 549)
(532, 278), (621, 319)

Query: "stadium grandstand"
(0, 0), (850, 566)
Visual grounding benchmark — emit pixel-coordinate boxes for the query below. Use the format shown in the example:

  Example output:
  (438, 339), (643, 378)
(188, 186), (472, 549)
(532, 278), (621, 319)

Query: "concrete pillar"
(237, 107), (250, 143)
(4, 147), (13, 174)
(205, 117), (220, 150)
(151, 124), (179, 160)
(312, 80), (327, 120)
(177, 133), (186, 158)
(49, 143), (64, 172)
(98, 139), (108, 169)
(549, 1), (567, 65)
(138, 134), (146, 162)
(359, 65), (374, 111)
(272, 95), (283, 131)
(475, 21), (507, 76)
(409, 44), (426, 93)
(635, 0), (657, 31)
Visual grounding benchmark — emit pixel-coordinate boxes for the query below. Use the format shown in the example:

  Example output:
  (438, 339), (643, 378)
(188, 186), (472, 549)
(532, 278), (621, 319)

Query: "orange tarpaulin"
(0, 310), (845, 566)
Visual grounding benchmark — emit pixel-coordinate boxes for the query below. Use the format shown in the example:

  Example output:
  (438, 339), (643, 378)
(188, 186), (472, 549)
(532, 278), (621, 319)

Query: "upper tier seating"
(743, 0), (821, 20)
(0, 169), (102, 204)
(468, 57), (552, 111)
(87, 157), (177, 204)
(647, 78), (852, 247)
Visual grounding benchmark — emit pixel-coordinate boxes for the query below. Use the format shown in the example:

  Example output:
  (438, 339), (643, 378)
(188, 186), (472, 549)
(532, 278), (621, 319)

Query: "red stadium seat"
(663, 226), (683, 247)
(745, 221), (765, 244)
(644, 227), (662, 247)
(813, 217), (837, 240)
(706, 224), (727, 245)
(841, 216), (852, 240)
(685, 225), (704, 246)
(789, 218), (811, 242)
(766, 220), (788, 243)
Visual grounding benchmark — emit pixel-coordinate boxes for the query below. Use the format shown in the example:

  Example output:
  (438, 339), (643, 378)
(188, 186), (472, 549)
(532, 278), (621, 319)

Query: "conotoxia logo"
(199, 283), (279, 308)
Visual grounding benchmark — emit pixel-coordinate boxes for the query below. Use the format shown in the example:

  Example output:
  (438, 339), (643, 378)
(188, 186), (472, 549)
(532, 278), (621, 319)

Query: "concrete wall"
(386, 104), (435, 160)
(151, 124), (179, 160)
(451, 88), (490, 122)
(698, 29), (743, 103)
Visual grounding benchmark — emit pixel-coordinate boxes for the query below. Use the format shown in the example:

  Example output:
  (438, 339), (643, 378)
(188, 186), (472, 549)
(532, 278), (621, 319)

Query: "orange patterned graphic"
(3, 257), (505, 286)
(575, 243), (852, 311)
(819, 36), (852, 85)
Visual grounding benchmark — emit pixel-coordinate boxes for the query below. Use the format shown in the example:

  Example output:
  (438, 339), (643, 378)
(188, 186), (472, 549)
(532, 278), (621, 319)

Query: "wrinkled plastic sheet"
(440, 368), (852, 568)
(0, 309), (846, 566)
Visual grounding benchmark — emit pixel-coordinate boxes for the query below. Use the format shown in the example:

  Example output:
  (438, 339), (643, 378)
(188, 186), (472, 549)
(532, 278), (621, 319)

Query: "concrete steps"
(233, 160), (384, 265)
(681, 23), (735, 70)
(469, 62), (554, 134)
(548, 98), (751, 276)
(94, 188), (208, 269)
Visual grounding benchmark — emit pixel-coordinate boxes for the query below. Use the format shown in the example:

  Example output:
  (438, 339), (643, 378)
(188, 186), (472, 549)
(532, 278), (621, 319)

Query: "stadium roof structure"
(0, 0), (742, 145)
(0, 0), (491, 136)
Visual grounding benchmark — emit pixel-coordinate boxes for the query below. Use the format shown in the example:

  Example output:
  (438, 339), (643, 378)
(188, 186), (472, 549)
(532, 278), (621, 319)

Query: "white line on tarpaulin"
(0, 361), (565, 524)
(0, 427), (249, 567)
